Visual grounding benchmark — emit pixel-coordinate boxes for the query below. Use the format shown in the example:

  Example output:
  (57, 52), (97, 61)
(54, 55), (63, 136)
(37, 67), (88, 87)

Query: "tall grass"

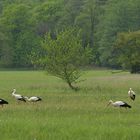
(0, 70), (140, 140)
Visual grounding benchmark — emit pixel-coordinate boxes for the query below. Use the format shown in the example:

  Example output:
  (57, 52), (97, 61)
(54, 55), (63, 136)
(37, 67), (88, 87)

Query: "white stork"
(25, 96), (42, 102)
(0, 98), (8, 107)
(128, 88), (136, 101)
(107, 100), (131, 109)
(11, 89), (26, 102)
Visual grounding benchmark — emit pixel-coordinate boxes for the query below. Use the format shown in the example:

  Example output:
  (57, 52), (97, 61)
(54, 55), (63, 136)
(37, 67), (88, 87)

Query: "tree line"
(0, 0), (140, 73)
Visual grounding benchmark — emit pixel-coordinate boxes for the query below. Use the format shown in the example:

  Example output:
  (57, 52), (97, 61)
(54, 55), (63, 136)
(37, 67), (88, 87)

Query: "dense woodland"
(0, 0), (140, 73)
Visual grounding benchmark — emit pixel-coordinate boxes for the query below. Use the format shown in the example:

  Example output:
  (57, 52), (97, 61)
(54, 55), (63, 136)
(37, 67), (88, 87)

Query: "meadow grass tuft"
(0, 70), (140, 140)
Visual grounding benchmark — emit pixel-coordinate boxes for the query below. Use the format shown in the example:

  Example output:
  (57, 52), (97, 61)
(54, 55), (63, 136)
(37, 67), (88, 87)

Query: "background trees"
(0, 4), (35, 67)
(115, 31), (140, 73)
(0, 0), (140, 73)
(97, 0), (140, 67)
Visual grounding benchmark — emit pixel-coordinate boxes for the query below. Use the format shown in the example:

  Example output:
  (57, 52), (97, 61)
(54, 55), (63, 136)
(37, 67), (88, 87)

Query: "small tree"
(41, 28), (91, 90)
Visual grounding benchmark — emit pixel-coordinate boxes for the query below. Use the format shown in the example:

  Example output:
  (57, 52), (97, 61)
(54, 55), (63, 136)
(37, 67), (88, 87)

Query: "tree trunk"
(64, 67), (78, 90)
(67, 80), (78, 91)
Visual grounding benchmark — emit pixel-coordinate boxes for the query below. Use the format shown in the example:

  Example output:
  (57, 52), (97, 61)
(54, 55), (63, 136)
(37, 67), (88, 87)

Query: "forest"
(0, 0), (140, 73)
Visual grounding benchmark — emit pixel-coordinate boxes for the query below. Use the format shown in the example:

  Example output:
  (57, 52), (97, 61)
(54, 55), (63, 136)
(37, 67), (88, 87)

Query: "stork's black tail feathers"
(127, 104), (131, 108)
(120, 102), (131, 108)
(133, 95), (135, 101)
(130, 94), (135, 101)
(0, 99), (8, 104)
(124, 102), (131, 108)
(37, 97), (42, 101)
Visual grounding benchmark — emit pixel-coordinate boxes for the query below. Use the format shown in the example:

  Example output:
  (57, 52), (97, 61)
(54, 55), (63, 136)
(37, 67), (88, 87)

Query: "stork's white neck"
(12, 89), (16, 96)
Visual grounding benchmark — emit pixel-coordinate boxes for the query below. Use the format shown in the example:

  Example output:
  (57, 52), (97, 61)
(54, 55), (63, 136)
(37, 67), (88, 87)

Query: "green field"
(0, 70), (140, 140)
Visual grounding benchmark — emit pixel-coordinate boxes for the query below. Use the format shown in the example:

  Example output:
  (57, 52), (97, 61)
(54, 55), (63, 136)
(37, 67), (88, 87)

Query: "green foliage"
(41, 28), (92, 89)
(62, 0), (85, 25)
(0, 3), (41, 67)
(0, 20), (13, 67)
(75, 0), (97, 47)
(75, 0), (104, 64)
(115, 30), (140, 73)
(1, 0), (140, 70)
(31, 0), (63, 36)
(97, 0), (140, 67)
(0, 4), (31, 66)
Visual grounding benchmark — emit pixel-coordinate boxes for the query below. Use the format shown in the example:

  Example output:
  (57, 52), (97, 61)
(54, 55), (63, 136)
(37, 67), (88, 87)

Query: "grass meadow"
(0, 70), (140, 140)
